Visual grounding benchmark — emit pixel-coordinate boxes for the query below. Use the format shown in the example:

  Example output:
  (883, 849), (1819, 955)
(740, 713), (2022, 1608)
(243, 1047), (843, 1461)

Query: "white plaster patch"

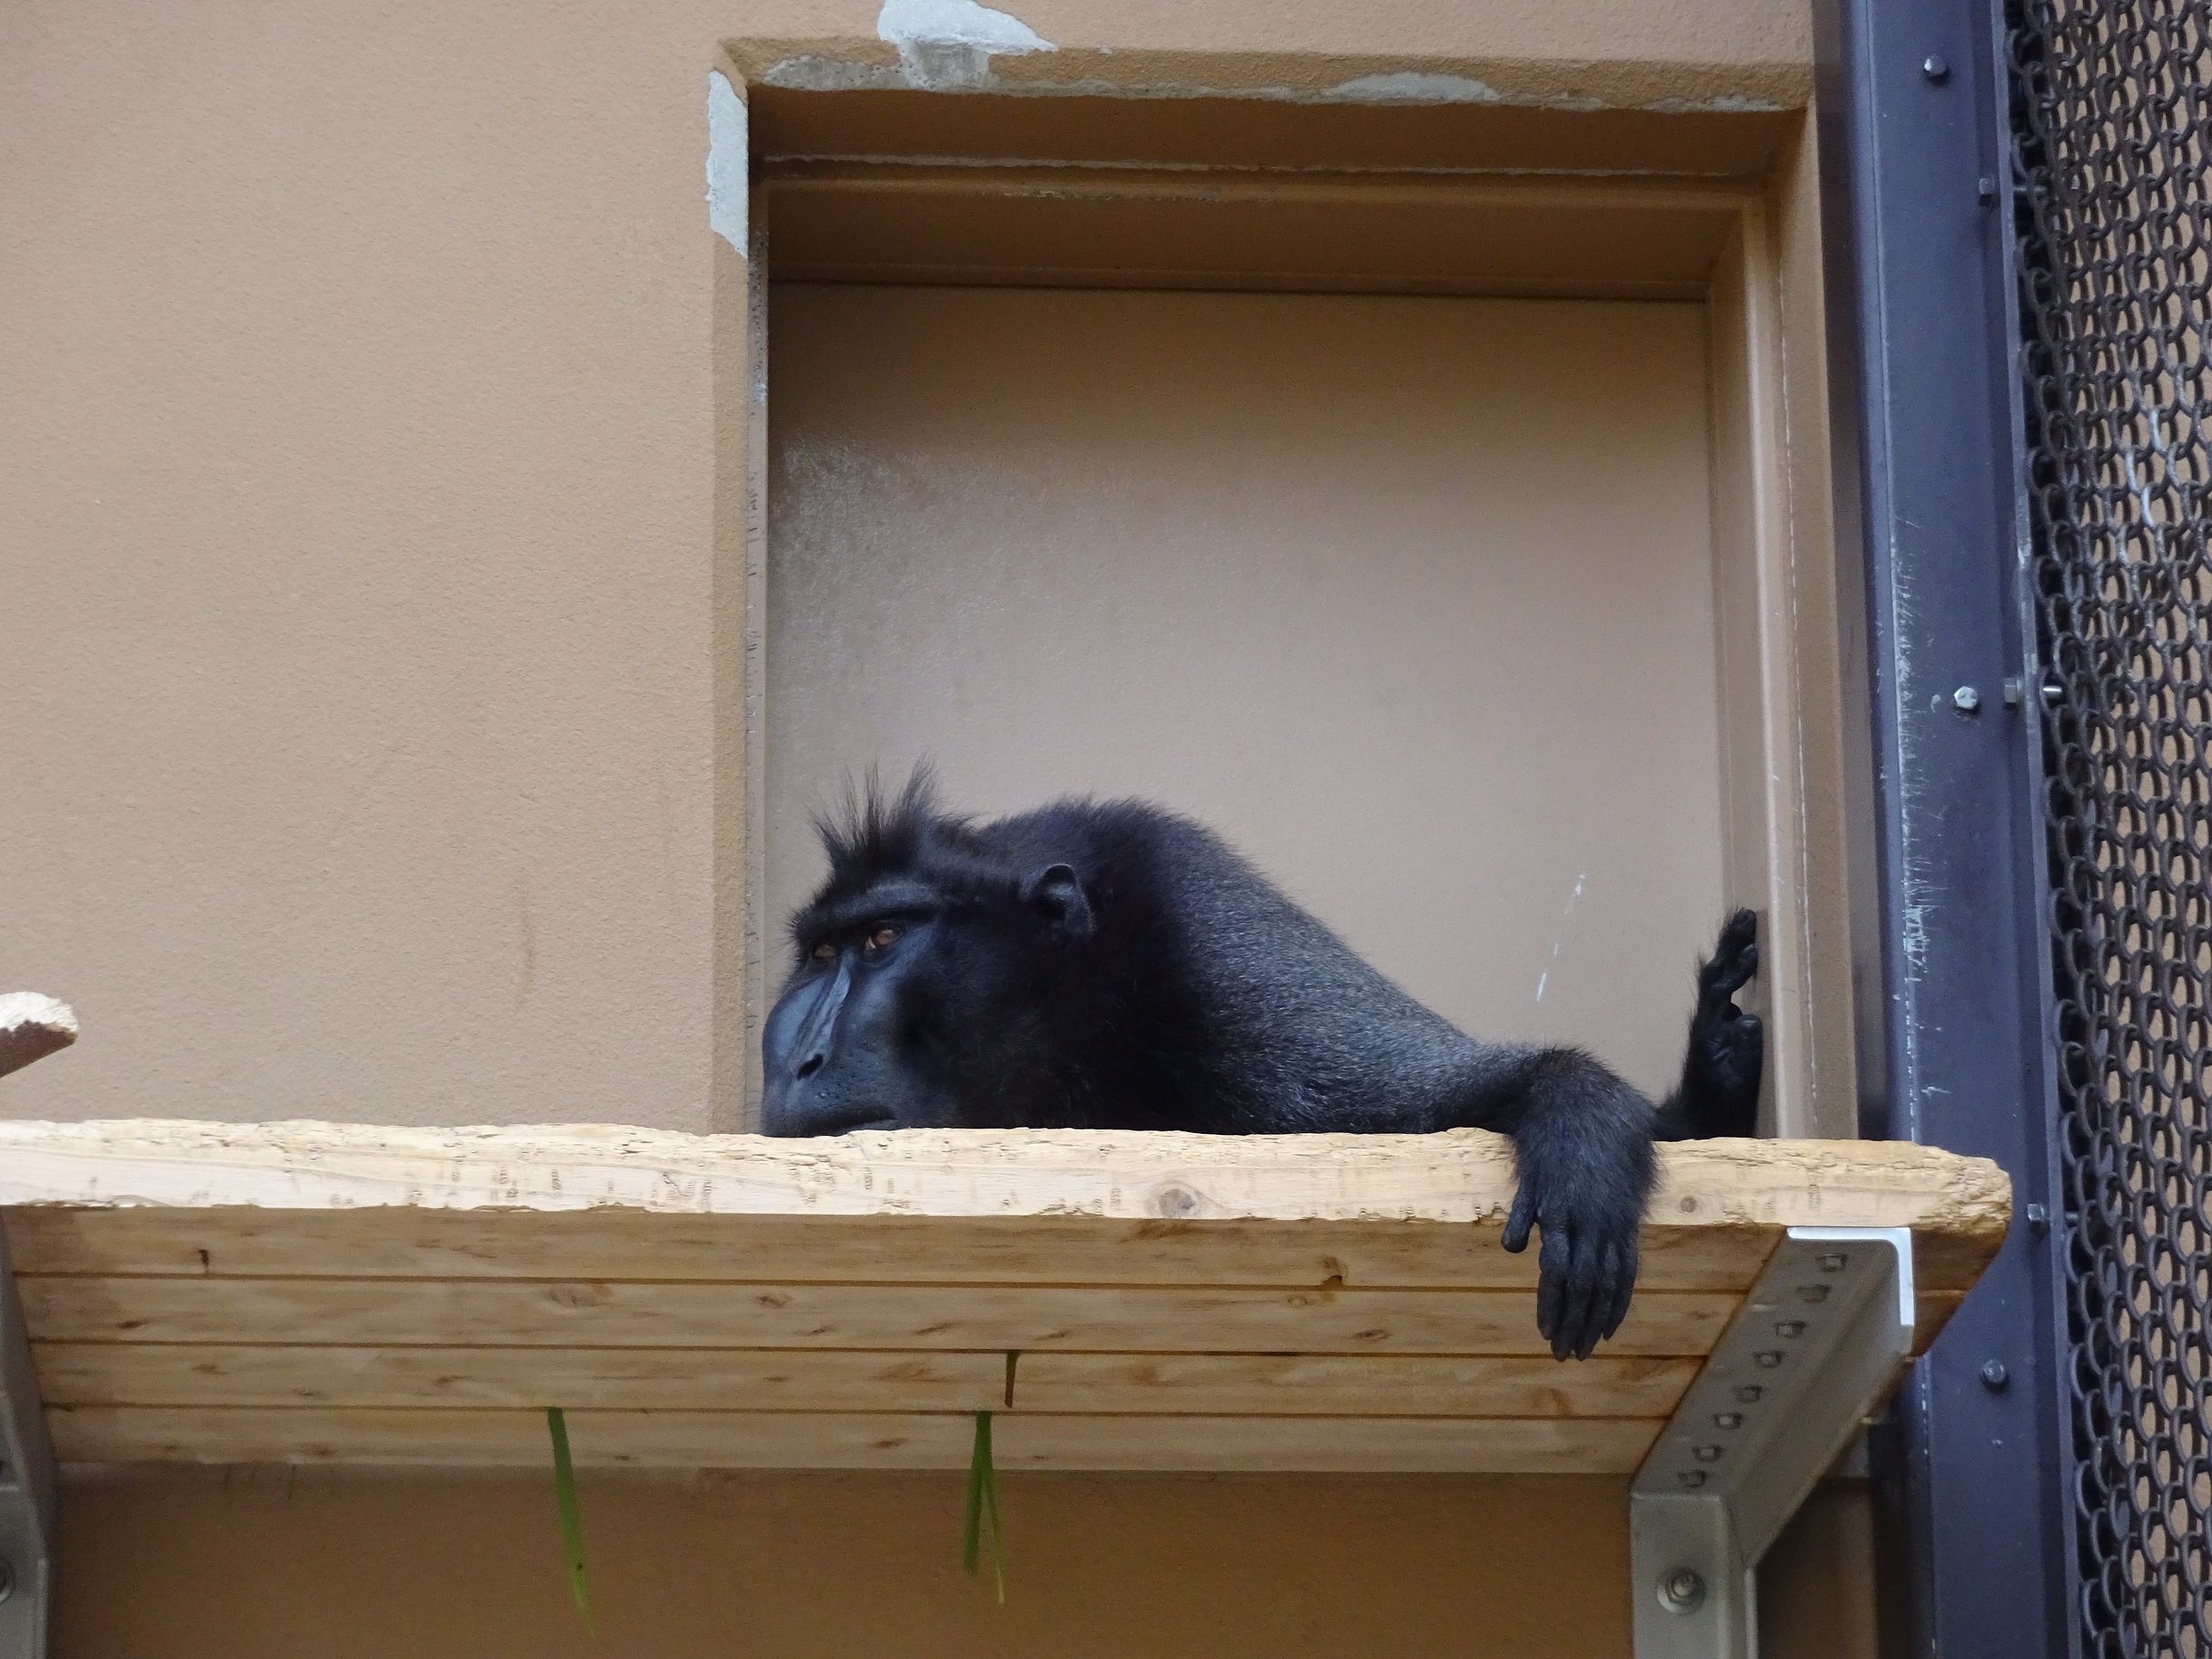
(1319, 71), (1605, 111)
(1321, 72), (1506, 106)
(706, 71), (748, 253)
(877, 0), (1054, 90)
(1643, 92), (1786, 114)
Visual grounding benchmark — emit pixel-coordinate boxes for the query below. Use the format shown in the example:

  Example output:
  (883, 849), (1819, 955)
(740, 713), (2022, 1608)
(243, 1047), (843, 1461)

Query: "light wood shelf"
(0, 1120), (2010, 1475)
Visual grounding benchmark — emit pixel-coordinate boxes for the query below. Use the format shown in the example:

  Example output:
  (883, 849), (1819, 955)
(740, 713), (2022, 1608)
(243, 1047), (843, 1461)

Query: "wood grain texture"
(47, 1405), (1663, 1474)
(0, 1120), (2010, 1262)
(0, 1206), (1780, 1291)
(18, 1277), (1739, 1356)
(36, 1344), (1700, 1419)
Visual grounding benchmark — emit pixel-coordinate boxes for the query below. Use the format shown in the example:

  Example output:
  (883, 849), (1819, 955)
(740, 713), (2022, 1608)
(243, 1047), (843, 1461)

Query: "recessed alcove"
(741, 89), (1851, 1136)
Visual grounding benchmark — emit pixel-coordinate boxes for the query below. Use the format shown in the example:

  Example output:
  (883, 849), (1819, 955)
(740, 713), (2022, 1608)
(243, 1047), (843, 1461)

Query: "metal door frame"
(1813, 1), (2077, 1654)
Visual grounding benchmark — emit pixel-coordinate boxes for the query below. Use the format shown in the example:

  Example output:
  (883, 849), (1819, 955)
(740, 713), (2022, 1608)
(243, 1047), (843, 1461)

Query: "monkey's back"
(969, 797), (1485, 1134)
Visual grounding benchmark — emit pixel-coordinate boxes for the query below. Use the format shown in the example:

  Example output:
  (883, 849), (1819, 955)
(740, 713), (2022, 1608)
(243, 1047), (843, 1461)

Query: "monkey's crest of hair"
(811, 766), (958, 886)
(795, 766), (1022, 944)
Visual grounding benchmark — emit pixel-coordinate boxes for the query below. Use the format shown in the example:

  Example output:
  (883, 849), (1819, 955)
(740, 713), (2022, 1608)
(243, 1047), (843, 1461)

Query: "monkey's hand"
(1670, 908), (1763, 1139)
(1500, 1129), (1646, 1362)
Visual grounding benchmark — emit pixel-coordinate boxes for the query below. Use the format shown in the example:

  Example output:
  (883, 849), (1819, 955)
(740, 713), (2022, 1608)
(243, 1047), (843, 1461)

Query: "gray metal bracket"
(0, 1224), (54, 1658)
(1630, 1226), (1915, 1658)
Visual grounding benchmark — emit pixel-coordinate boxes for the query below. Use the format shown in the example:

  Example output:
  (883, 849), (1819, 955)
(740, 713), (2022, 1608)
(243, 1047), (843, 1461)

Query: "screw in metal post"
(1658, 1567), (1708, 1615)
(1953, 685), (1982, 713)
(1981, 1359), (2010, 1392)
(1923, 54), (1951, 80)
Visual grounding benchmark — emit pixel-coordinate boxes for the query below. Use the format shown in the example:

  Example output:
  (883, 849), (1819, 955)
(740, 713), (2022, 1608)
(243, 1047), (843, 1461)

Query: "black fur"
(764, 770), (1763, 1361)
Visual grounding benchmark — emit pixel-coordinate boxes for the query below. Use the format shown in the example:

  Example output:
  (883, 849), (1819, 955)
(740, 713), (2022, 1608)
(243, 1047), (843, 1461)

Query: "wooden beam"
(48, 1405), (1663, 1474)
(0, 995), (76, 1081)
(0, 1119), (2011, 1247)
(35, 1344), (1701, 1420)
(19, 1276), (1739, 1357)
(1, 1206), (1779, 1291)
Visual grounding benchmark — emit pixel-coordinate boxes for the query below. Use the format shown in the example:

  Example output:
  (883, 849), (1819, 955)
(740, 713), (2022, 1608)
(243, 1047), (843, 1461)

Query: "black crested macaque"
(764, 772), (1763, 1361)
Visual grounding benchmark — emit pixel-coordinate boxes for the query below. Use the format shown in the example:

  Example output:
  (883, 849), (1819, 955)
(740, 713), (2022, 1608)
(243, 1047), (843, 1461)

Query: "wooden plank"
(36, 1344), (1701, 1420)
(1, 1206), (1781, 1292)
(47, 1405), (1661, 1474)
(0, 1121), (2013, 1293)
(19, 1277), (1738, 1357)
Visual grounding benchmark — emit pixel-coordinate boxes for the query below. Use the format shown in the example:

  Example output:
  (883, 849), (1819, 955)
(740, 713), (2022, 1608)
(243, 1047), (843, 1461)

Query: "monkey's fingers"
(1547, 1223), (1601, 1362)
(1602, 1239), (1639, 1345)
(1714, 908), (1757, 956)
(1502, 1186), (1537, 1254)
(1702, 941), (1759, 1003)
(1535, 1219), (1570, 1354)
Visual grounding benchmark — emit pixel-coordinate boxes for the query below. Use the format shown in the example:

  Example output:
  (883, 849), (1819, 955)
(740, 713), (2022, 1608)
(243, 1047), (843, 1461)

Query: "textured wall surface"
(3, 0), (1807, 1131)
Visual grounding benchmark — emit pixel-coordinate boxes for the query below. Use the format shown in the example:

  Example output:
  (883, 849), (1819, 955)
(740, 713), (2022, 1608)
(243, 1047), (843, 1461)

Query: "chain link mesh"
(2009, 4), (2212, 1653)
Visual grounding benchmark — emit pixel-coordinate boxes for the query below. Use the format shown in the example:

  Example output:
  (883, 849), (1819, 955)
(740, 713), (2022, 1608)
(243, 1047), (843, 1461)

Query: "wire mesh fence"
(2009, 4), (2212, 1653)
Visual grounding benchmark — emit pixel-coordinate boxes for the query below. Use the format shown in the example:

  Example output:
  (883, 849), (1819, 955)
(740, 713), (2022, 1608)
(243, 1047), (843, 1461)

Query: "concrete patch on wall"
(706, 71), (748, 252)
(1319, 71), (1582, 108)
(1644, 92), (1787, 113)
(876, 0), (1054, 90)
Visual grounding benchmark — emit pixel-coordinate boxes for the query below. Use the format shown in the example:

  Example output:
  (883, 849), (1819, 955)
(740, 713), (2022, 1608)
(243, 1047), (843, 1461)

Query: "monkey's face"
(762, 861), (1097, 1137)
(763, 903), (961, 1136)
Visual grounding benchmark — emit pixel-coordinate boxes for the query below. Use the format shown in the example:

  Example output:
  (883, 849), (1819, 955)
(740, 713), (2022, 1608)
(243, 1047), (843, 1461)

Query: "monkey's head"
(762, 771), (1099, 1137)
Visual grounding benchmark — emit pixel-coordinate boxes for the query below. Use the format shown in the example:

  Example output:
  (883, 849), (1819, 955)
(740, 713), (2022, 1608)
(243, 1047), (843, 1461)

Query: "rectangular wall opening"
(737, 88), (1843, 1137)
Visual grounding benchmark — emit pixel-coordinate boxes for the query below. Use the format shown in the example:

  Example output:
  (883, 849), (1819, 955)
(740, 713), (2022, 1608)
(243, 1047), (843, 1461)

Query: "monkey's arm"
(1447, 1045), (1655, 1363)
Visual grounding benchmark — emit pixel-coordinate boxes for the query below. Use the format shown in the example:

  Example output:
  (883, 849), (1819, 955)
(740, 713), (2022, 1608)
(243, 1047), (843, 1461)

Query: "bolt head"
(1924, 53), (1951, 80)
(1659, 1567), (1709, 1615)
(1816, 1252), (1848, 1272)
(1981, 1359), (2010, 1391)
(1953, 685), (1982, 712)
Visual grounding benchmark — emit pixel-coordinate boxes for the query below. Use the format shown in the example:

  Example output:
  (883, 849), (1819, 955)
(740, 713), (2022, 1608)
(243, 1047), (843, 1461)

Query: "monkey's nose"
(793, 1050), (826, 1082)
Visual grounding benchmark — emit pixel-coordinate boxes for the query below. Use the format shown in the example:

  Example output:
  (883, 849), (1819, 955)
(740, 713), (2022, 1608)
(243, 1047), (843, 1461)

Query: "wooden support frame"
(711, 70), (1856, 1139)
(0, 1120), (2005, 1476)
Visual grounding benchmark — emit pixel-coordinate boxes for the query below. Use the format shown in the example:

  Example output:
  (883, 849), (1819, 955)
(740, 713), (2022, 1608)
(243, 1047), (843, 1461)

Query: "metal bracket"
(0, 1224), (55, 1658)
(1630, 1227), (1915, 1658)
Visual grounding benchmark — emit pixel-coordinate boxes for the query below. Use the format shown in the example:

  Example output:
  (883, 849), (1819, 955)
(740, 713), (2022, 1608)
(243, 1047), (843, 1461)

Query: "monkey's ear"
(1023, 863), (1096, 941)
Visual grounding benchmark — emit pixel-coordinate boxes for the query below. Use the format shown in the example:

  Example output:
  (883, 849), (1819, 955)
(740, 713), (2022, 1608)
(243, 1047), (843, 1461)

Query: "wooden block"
(47, 1405), (1662, 1474)
(0, 995), (77, 1081)
(36, 1343), (1701, 1420)
(18, 1276), (1739, 1357)
(1, 1206), (1781, 1292)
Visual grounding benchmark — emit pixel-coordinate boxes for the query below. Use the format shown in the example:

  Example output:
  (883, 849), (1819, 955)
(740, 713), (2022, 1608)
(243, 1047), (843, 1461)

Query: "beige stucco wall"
(2, 0), (1807, 1132)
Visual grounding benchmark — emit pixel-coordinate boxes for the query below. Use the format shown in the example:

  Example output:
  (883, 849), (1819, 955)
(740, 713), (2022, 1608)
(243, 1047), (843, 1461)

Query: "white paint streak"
(1534, 872), (1589, 1003)
(706, 72), (748, 254)
(876, 0), (1054, 89)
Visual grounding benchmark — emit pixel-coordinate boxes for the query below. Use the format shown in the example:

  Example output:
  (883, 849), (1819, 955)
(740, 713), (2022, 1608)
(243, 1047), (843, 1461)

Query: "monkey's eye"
(810, 942), (836, 962)
(863, 924), (902, 953)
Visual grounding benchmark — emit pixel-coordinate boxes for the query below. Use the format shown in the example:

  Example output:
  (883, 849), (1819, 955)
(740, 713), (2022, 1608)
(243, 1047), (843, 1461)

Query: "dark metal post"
(1812, 1), (2075, 1655)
